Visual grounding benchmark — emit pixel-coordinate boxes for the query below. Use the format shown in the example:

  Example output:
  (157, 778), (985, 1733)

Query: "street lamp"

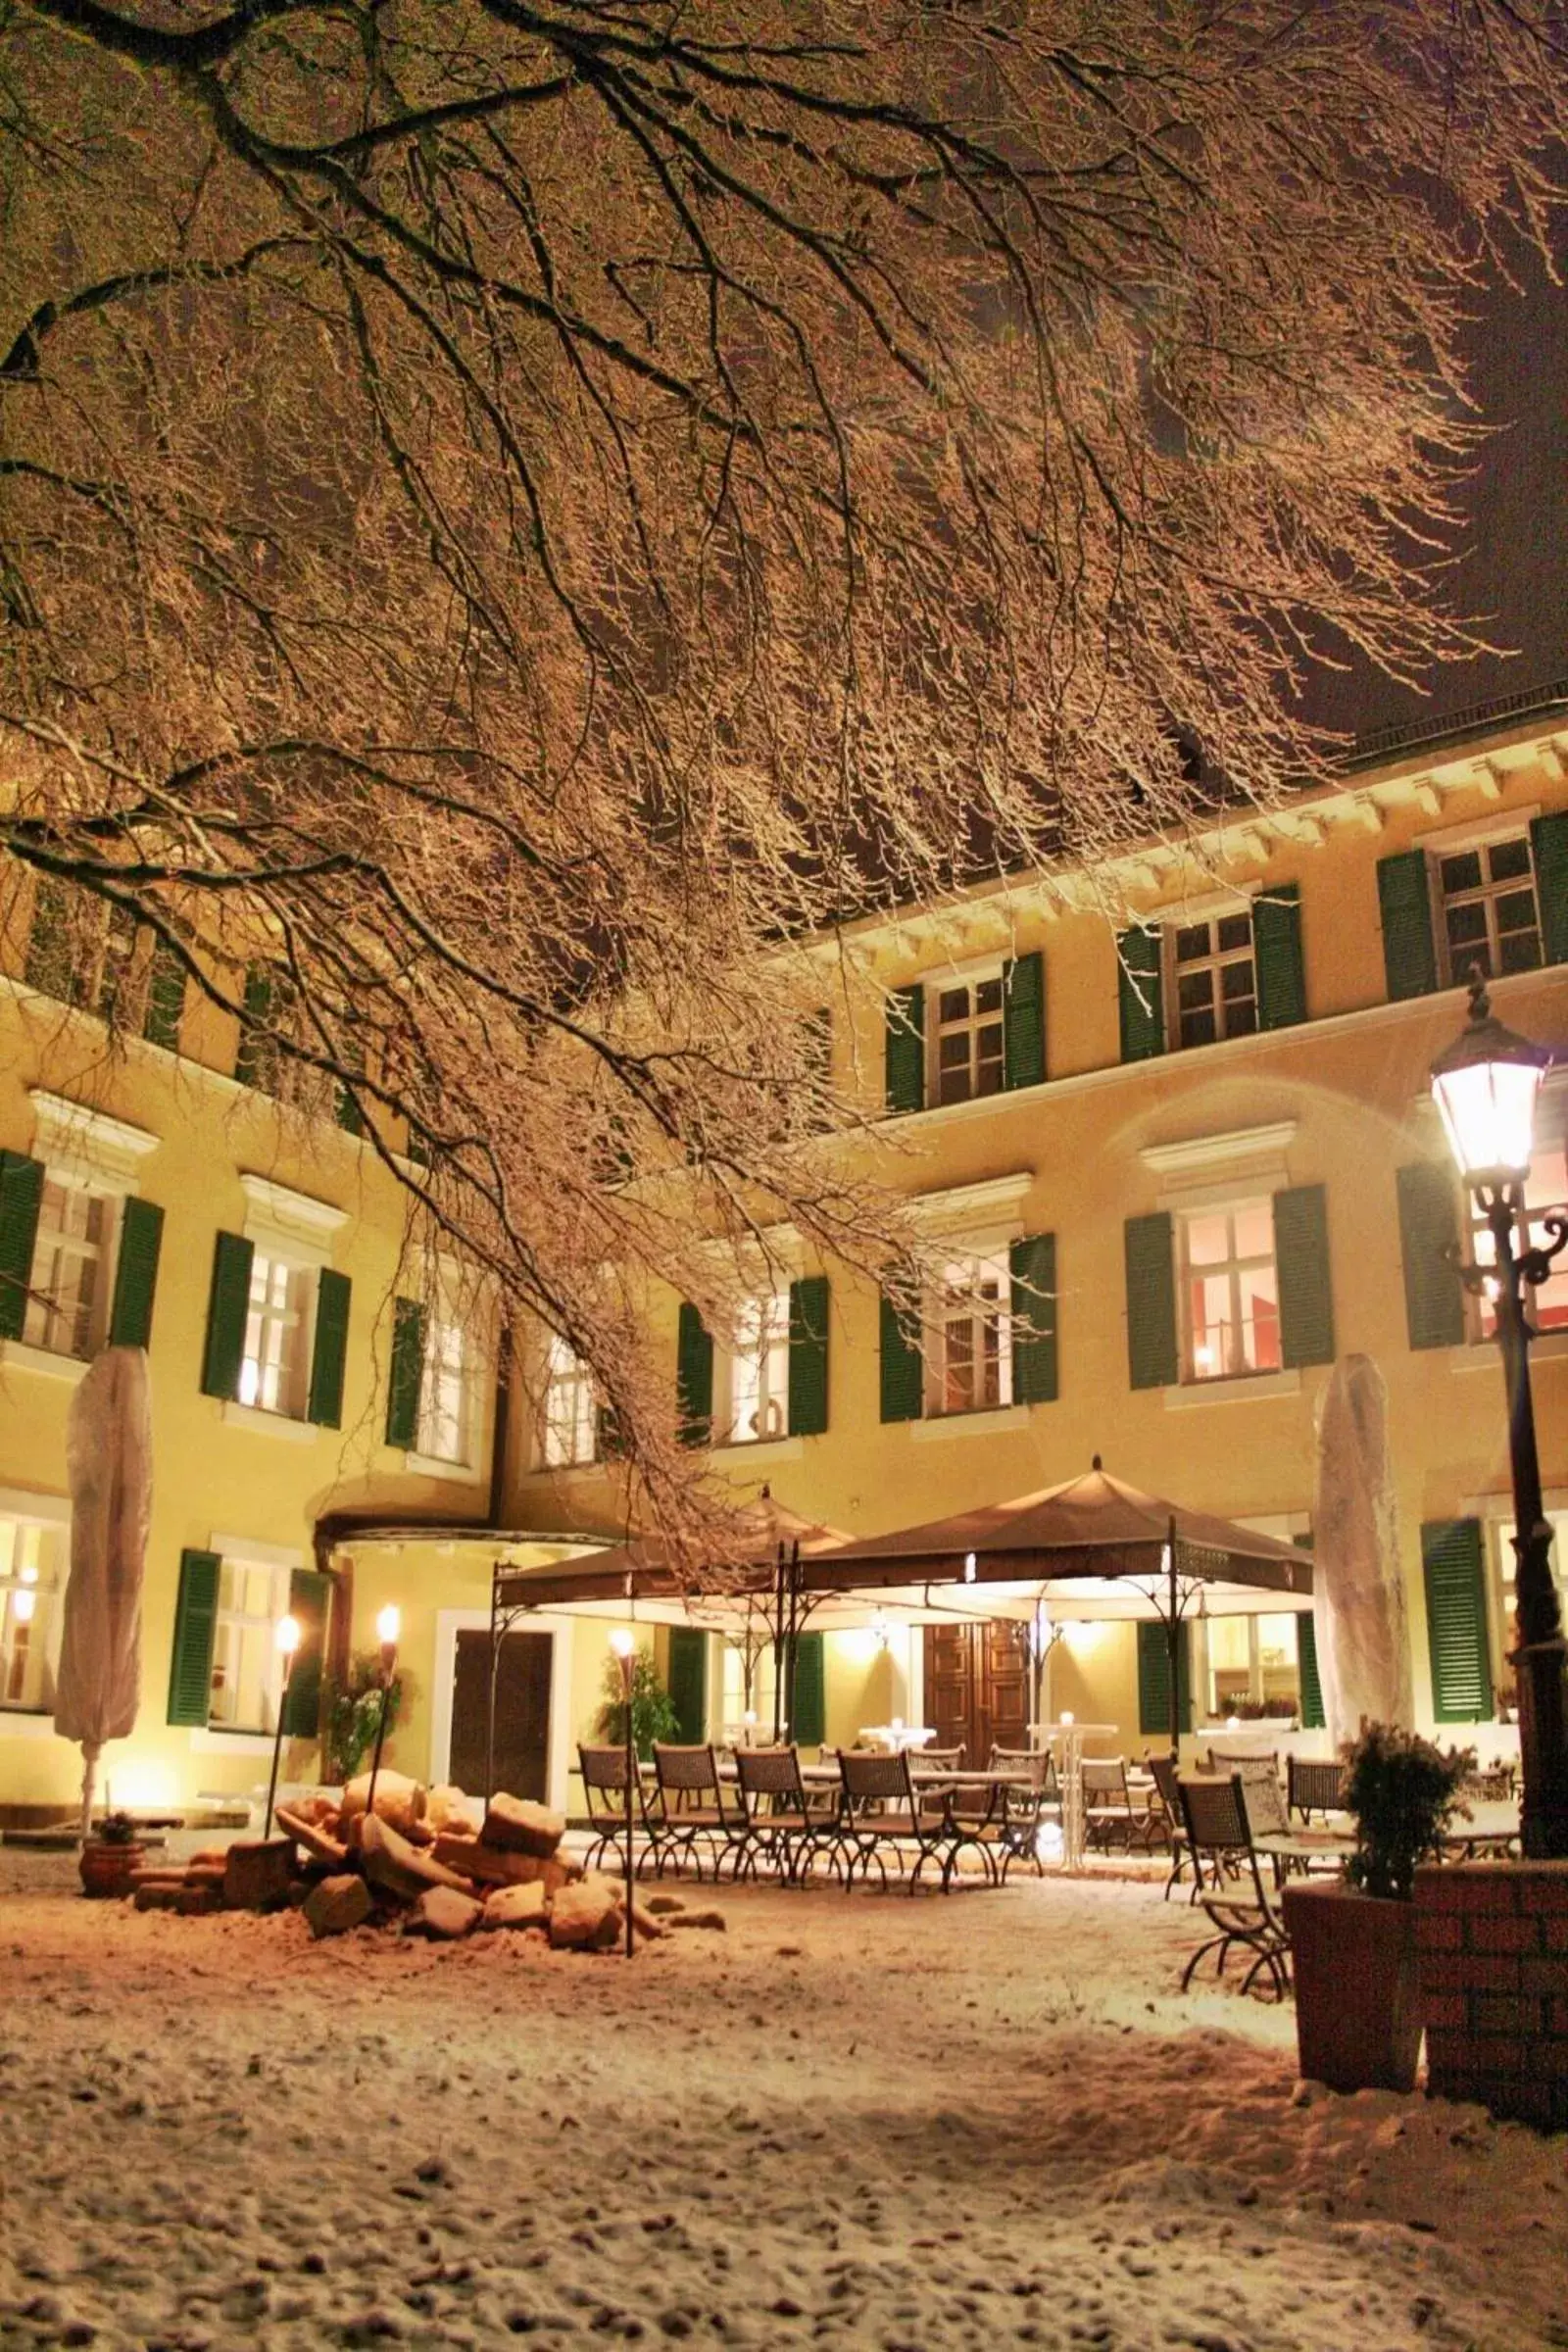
(366, 1603), (401, 1822)
(263, 1613), (301, 1840)
(609, 1629), (636, 1958)
(1431, 971), (1568, 1858)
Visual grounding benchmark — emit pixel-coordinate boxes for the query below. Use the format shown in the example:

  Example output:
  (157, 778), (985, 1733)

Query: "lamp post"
(366, 1603), (401, 1822)
(1431, 973), (1568, 1859)
(263, 1613), (302, 1839)
(609, 1629), (636, 1958)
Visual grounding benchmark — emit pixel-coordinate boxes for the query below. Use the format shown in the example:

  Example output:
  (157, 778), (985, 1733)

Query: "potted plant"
(1282, 1723), (1471, 2092)
(322, 1650), (406, 1786)
(593, 1645), (678, 1760)
(79, 1808), (145, 1899)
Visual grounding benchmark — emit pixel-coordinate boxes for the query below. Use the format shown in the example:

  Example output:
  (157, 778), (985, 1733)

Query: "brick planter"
(1414, 1859), (1568, 2132)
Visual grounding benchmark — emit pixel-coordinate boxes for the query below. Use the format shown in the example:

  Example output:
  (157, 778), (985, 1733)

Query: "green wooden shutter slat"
(234, 963), (274, 1088)
(1297, 1610), (1326, 1731)
(1253, 884), (1307, 1030)
(1002, 951), (1046, 1090)
(884, 983), (925, 1114)
(200, 1231), (254, 1400)
(1396, 1162), (1466, 1350)
(879, 1290), (923, 1423)
(142, 943), (185, 1052)
(1422, 1518), (1494, 1723)
(1117, 929), (1164, 1062)
(1124, 1211), (1177, 1391)
(0, 1151), (45, 1344)
(281, 1567), (331, 1739)
(787, 1274), (830, 1437)
(1009, 1232), (1057, 1405)
(1377, 850), (1438, 1002)
(792, 1630), (826, 1745)
(1530, 812), (1568, 965)
(676, 1301), (713, 1447)
(307, 1268), (352, 1429)
(1137, 1620), (1191, 1738)
(667, 1626), (708, 1742)
(1274, 1184), (1336, 1368)
(109, 1197), (164, 1350)
(167, 1547), (221, 1727)
(385, 1297), (425, 1447)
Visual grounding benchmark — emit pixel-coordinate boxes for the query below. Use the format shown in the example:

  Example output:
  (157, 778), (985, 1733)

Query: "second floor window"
(542, 1335), (597, 1467)
(1171, 914), (1257, 1050)
(1436, 835), (1542, 984)
(1181, 1200), (1281, 1382)
(932, 974), (1004, 1105)
(417, 1314), (470, 1464)
(729, 1292), (790, 1442)
(240, 1251), (312, 1415)
(930, 1253), (1012, 1415)
(24, 1177), (114, 1360)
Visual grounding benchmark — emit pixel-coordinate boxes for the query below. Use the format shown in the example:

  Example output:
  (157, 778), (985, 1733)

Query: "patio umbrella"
(1312, 1354), (1411, 1740)
(492, 1488), (851, 1610)
(54, 1346), (153, 1838)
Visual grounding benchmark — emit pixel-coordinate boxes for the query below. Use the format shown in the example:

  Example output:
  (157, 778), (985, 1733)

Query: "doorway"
(448, 1628), (553, 1801)
(922, 1619), (1031, 1759)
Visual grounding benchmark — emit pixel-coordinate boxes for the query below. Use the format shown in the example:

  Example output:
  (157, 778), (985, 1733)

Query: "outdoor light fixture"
(366, 1603), (402, 1822)
(964, 1551), (977, 1584)
(609, 1630), (637, 1958)
(263, 1613), (301, 1840)
(12, 1586), (35, 1625)
(870, 1612), (891, 1652)
(1432, 973), (1567, 1858)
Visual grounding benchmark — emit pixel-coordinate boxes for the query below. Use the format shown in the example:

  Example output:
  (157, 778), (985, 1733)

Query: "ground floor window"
(0, 1511), (66, 1712)
(210, 1553), (294, 1733)
(1200, 1611), (1307, 1724)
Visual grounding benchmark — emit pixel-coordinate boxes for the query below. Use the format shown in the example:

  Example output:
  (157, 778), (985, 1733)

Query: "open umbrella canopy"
(493, 1491), (850, 1613)
(805, 1460), (1311, 1598)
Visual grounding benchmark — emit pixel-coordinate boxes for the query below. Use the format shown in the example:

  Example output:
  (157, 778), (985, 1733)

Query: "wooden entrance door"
(449, 1629), (553, 1801)
(922, 1620), (1031, 1761)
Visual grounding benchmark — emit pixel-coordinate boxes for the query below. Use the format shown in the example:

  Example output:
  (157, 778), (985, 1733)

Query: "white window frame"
(397, 1256), (491, 1481)
(23, 1171), (119, 1363)
(1425, 818), (1544, 989)
(196, 1530), (304, 1744)
(540, 1333), (598, 1469)
(221, 1174), (347, 1434)
(4, 1093), (159, 1381)
(1177, 1196), (1283, 1385)
(1165, 904), (1258, 1053)
(0, 1490), (70, 1719)
(925, 1249), (1014, 1418)
(724, 1288), (792, 1445)
(927, 959), (1006, 1109)
(906, 1174), (1034, 1428)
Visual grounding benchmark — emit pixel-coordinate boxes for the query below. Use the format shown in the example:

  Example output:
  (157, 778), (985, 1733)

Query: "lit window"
(729, 1292), (790, 1442)
(1435, 835), (1542, 985)
(209, 1554), (293, 1732)
(23, 1177), (115, 1359)
(239, 1251), (312, 1415)
(1181, 1200), (1281, 1381)
(0, 1512), (65, 1714)
(1171, 913), (1256, 1050)
(1471, 1137), (1568, 1337)
(932, 974), (1004, 1106)
(1201, 1609), (1307, 1723)
(543, 1335), (597, 1467)
(929, 1253), (1012, 1415)
(417, 1315), (470, 1464)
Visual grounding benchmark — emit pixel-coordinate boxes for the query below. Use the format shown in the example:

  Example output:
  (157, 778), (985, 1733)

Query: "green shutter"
(1422, 1518), (1494, 1724)
(667, 1626), (708, 1742)
(1009, 1232), (1057, 1405)
(0, 1150), (45, 1343)
(234, 963), (274, 1088)
(281, 1567), (331, 1739)
(1530, 812), (1568, 965)
(1117, 928), (1164, 1062)
(24, 878), (74, 1001)
(1396, 1162), (1466, 1350)
(1002, 951), (1046, 1089)
(791, 1629), (826, 1746)
(142, 942), (185, 1052)
(200, 1231), (254, 1400)
(385, 1296), (425, 1447)
(787, 1274), (830, 1437)
(335, 1083), (366, 1137)
(675, 1301), (713, 1447)
(596, 1400), (625, 1460)
(879, 1290), (923, 1423)
(884, 983), (925, 1114)
(1253, 884), (1307, 1029)
(1377, 850), (1438, 1002)
(1297, 1610), (1326, 1732)
(109, 1197), (165, 1350)
(167, 1547), (221, 1727)
(1274, 1184), (1336, 1368)
(1124, 1211), (1177, 1391)
(1137, 1619), (1192, 1739)
(307, 1268), (352, 1429)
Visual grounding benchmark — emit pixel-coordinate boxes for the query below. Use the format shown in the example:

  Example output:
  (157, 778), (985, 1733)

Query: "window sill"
(188, 1728), (278, 1756)
(909, 1401), (1030, 1441)
(1163, 1368), (1301, 1409)
(710, 1434), (805, 1463)
(1449, 1328), (1568, 1373)
(0, 1709), (59, 1739)
(0, 1340), (89, 1387)
(220, 1400), (318, 1444)
(403, 1449), (484, 1486)
(883, 1082), (1043, 1133)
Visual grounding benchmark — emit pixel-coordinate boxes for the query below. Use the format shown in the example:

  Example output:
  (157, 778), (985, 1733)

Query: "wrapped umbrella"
(1312, 1353), (1412, 1740)
(54, 1346), (153, 1838)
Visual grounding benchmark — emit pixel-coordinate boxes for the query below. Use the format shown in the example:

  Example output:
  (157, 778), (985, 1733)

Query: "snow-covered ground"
(1, 1846), (1564, 2352)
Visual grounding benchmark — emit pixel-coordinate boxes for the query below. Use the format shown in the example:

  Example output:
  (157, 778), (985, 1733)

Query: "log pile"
(125, 1771), (671, 1951)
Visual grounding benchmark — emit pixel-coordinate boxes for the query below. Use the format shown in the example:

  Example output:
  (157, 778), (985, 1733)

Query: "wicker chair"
(732, 1745), (841, 1885)
(577, 1743), (653, 1880)
(835, 1749), (990, 1893)
(1177, 1773), (1292, 2001)
(1082, 1756), (1142, 1851)
(1149, 1754), (1197, 1900)
(985, 1745), (1062, 1880)
(647, 1742), (746, 1882)
(1287, 1756), (1347, 1822)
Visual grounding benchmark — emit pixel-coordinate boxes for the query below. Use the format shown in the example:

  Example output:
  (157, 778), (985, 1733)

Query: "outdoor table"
(1038, 1722), (1119, 1872)
(858, 1724), (936, 1753)
(1442, 1799), (1520, 1856)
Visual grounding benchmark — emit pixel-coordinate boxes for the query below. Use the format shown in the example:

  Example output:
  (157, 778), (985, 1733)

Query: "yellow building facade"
(2, 694), (1565, 1821)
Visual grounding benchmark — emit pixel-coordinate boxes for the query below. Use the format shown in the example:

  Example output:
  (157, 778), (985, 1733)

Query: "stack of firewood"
(127, 1770), (670, 1950)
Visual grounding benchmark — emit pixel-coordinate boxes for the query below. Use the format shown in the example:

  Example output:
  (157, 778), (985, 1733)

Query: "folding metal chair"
(1177, 1773), (1292, 2001)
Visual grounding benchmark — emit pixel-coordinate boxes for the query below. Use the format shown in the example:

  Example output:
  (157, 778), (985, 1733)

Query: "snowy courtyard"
(1, 1852), (1564, 2352)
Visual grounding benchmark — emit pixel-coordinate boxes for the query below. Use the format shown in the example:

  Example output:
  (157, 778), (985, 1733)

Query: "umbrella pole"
(1167, 1516), (1181, 1765)
(78, 1740), (99, 1844)
(772, 1544), (785, 1743)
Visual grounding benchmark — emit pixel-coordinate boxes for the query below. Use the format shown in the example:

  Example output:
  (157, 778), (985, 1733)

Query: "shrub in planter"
(1283, 1723), (1472, 2093)
(79, 1809), (145, 1898)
